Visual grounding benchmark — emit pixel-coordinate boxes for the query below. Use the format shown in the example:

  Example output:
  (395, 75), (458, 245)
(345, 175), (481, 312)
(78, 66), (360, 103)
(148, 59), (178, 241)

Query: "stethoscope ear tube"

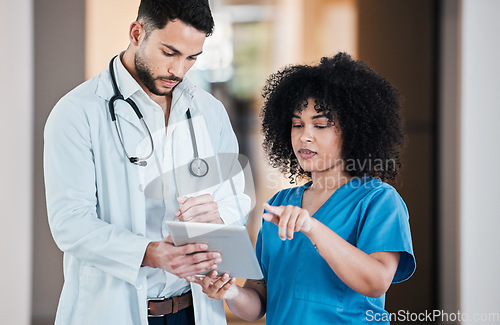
(108, 94), (123, 122)
(108, 55), (121, 122)
(108, 55), (154, 166)
(125, 97), (144, 119)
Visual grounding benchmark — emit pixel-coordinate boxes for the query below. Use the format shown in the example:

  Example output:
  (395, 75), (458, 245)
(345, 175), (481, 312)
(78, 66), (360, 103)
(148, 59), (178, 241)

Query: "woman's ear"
(129, 21), (145, 47)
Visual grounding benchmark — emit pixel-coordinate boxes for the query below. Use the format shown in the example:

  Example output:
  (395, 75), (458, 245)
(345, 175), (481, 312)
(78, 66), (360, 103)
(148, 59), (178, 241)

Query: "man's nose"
(168, 58), (185, 78)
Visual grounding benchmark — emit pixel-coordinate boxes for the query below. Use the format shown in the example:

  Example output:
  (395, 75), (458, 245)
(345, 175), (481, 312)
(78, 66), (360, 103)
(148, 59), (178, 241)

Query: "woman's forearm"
(226, 280), (267, 321)
(304, 219), (399, 298)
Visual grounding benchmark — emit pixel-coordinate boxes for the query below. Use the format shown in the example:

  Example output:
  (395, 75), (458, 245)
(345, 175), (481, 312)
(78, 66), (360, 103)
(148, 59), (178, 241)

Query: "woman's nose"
(299, 126), (314, 143)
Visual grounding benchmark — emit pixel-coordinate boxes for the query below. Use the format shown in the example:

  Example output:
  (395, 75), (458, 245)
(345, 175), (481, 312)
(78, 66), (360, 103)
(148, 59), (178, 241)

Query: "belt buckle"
(147, 296), (167, 318)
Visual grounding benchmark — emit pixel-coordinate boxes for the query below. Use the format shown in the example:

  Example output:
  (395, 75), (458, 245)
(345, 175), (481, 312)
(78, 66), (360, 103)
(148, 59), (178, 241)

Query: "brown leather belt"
(147, 291), (193, 317)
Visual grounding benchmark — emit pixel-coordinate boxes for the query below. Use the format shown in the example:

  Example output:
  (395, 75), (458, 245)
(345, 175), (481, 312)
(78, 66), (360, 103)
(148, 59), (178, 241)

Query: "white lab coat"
(44, 63), (249, 325)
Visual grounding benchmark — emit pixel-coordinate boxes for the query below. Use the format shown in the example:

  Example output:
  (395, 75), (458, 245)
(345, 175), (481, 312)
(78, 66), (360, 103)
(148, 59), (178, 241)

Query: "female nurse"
(187, 52), (416, 324)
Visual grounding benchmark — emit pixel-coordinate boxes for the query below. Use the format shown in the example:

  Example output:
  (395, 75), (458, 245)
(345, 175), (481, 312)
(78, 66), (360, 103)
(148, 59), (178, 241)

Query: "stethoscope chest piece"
(189, 157), (209, 177)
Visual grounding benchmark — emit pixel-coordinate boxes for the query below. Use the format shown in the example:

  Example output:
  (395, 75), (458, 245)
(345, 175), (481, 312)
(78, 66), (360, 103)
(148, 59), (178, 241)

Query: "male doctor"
(44, 1), (249, 324)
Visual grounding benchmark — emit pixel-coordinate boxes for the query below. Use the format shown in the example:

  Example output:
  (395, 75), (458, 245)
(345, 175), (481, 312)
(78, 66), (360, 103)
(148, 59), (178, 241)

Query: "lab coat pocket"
(74, 265), (108, 324)
(75, 265), (134, 325)
(292, 241), (345, 309)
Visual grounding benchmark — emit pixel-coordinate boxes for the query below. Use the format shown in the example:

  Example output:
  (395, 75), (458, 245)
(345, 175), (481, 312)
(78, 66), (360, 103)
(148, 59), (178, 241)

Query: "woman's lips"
(299, 149), (317, 159)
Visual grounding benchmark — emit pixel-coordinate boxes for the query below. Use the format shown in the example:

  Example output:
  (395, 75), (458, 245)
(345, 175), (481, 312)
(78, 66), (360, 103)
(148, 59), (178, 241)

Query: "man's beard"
(134, 52), (182, 96)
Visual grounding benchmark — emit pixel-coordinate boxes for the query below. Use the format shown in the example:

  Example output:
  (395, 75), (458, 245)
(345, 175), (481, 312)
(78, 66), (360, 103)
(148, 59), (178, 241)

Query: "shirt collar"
(114, 53), (143, 100)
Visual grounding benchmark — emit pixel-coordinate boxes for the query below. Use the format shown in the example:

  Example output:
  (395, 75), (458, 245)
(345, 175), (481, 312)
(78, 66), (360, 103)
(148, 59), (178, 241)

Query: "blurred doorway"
(357, 0), (439, 313)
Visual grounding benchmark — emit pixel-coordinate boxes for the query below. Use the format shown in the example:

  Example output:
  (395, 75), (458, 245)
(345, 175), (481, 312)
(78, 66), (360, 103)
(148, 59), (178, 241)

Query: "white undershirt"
(143, 112), (190, 299)
(115, 56), (190, 298)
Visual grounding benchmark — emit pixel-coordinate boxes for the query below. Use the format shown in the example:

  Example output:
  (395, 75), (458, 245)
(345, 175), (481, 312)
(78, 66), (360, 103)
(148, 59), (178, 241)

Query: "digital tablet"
(165, 221), (264, 279)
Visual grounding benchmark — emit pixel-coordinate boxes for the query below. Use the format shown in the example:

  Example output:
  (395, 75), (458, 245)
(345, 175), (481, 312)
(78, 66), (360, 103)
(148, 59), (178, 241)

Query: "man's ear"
(129, 21), (145, 47)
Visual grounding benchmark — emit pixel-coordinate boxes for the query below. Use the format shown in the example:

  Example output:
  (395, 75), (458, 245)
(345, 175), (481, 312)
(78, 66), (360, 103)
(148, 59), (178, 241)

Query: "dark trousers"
(148, 305), (195, 325)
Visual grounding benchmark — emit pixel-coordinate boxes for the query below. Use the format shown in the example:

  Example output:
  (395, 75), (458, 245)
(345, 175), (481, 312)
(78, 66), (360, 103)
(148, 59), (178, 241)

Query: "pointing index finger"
(263, 203), (283, 215)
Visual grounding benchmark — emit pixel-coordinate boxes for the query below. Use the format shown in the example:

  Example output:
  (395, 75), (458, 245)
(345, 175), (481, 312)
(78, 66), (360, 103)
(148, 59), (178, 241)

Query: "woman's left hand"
(186, 271), (238, 300)
(263, 203), (314, 240)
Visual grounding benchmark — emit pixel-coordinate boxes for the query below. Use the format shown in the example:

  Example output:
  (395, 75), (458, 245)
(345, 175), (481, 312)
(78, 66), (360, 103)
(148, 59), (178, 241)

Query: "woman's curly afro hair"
(261, 52), (405, 184)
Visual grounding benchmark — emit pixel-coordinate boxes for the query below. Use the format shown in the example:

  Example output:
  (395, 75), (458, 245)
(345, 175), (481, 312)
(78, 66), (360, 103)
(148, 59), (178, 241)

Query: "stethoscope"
(108, 55), (209, 177)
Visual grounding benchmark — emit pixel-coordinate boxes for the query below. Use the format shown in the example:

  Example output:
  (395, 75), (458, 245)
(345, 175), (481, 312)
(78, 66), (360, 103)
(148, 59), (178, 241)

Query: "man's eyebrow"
(161, 43), (203, 57)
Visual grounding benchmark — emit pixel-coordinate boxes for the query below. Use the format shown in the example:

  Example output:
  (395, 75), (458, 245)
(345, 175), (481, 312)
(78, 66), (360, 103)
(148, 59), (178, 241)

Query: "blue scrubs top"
(255, 177), (416, 324)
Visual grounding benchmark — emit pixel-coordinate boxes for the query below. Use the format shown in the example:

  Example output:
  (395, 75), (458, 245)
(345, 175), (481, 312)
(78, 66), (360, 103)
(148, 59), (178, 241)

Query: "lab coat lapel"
(171, 103), (218, 197)
(170, 91), (193, 190)
(113, 99), (147, 134)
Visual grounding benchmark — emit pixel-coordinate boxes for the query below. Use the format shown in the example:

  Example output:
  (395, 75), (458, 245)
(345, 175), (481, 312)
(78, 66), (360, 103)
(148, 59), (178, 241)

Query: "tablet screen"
(165, 221), (264, 279)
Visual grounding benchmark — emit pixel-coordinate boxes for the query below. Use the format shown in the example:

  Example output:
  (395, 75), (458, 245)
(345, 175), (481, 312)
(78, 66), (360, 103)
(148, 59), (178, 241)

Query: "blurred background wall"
(1, 0), (499, 324)
(0, 1), (33, 325)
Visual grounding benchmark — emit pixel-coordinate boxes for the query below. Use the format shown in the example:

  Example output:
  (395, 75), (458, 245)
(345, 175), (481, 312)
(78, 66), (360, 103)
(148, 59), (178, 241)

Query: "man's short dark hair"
(137, 0), (214, 36)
